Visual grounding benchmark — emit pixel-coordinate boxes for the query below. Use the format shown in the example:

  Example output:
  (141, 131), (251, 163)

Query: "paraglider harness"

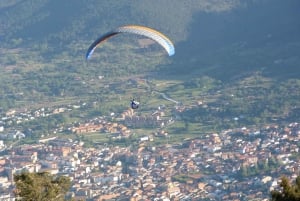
(131, 99), (139, 109)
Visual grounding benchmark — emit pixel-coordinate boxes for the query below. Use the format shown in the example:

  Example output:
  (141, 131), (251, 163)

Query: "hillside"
(169, 0), (300, 80)
(1, 0), (299, 81)
(0, 0), (299, 121)
(0, 0), (238, 43)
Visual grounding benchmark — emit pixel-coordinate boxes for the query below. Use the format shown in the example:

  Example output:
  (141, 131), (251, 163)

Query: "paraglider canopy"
(86, 25), (175, 60)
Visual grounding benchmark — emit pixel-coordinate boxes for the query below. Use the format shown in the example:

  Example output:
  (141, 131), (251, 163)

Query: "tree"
(270, 175), (300, 201)
(14, 172), (71, 201)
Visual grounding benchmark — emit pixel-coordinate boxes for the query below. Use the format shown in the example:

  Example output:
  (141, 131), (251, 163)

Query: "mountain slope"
(0, 0), (299, 81)
(169, 0), (300, 80)
(0, 0), (239, 43)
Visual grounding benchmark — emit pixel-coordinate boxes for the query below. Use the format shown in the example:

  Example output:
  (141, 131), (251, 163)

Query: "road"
(153, 91), (179, 104)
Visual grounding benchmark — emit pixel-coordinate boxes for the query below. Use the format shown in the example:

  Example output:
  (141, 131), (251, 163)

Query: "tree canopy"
(14, 172), (71, 201)
(271, 175), (300, 201)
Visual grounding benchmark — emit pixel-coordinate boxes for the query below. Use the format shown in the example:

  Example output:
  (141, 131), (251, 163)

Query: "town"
(0, 102), (299, 200)
(1, 1), (299, 200)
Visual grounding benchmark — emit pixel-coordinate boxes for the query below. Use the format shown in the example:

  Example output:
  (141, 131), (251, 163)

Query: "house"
(7, 130), (25, 140)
